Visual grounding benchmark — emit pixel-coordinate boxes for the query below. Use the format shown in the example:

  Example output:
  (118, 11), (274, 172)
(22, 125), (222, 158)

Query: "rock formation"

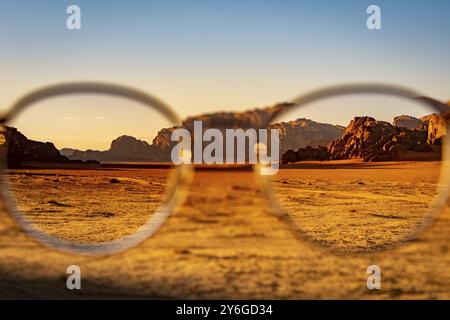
(270, 119), (344, 156)
(147, 103), (342, 162)
(2, 127), (69, 167)
(420, 113), (447, 145)
(415, 97), (449, 145)
(68, 135), (171, 162)
(6, 98), (447, 165)
(88, 104), (289, 163)
(59, 148), (76, 157)
(281, 146), (329, 164)
(1, 127), (101, 168)
(152, 127), (178, 151)
(393, 115), (422, 130)
(0, 127), (76, 168)
(328, 117), (432, 162)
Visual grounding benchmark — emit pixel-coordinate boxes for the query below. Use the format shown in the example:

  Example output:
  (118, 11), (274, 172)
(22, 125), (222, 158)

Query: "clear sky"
(0, 0), (449, 149)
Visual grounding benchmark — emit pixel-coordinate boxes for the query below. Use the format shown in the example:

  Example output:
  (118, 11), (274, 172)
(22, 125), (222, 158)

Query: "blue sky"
(1, 0), (449, 121)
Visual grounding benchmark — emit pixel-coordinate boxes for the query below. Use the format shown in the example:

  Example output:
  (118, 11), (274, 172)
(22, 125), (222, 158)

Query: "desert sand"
(6, 167), (172, 243)
(274, 160), (443, 252)
(1, 162), (450, 299)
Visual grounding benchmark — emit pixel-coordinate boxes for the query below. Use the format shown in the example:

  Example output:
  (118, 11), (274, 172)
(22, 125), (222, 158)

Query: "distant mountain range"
(63, 135), (171, 162)
(270, 119), (345, 153)
(62, 103), (345, 162)
(2, 98), (449, 167)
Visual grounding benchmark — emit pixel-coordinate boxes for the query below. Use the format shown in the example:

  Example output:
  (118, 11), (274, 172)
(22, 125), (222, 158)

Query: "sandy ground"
(6, 168), (171, 243)
(1, 162), (450, 299)
(274, 161), (442, 252)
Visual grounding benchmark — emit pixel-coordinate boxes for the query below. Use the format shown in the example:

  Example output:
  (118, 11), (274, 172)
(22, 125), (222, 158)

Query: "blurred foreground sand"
(1, 167), (450, 299)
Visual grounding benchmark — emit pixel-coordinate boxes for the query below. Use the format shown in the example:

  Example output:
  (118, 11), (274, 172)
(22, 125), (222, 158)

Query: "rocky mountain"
(282, 115), (442, 163)
(0, 127), (92, 168)
(152, 127), (178, 151)
(68, 135), (171, 162)
(60, 148), (77, 157)
(393, 115), (422, 130)
(1, 127), (69, 167)
(5, 98), (448, 165)
(64, 100), (446, 164)
(420, 113), (447, 145)
(270, 119), (344, 155)
(151, 104), (343, 158)
(392, 112), (446, 145)
(416, 96), (449, 144)
(328, 117), (433, 161)
(64, 103), (343, 163)
(152, 104), (289, 151)
(282, 97), (449, 164)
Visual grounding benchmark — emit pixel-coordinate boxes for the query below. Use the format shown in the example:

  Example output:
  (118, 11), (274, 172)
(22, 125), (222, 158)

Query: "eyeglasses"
(0, 82), (448, 255)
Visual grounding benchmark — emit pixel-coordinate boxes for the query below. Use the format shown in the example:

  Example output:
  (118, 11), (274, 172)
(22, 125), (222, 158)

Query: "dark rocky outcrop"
(1, 127), (99, 168)
(1, 127), (70, 168)
(281, 146), (329, 164)
(281, 149), (297, 164)
(328, 117), (432, 162)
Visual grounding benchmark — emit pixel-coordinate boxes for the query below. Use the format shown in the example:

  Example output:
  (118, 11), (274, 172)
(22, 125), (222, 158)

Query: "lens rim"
(0, 82), (193, 255)
(256, 83), (450, 253)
